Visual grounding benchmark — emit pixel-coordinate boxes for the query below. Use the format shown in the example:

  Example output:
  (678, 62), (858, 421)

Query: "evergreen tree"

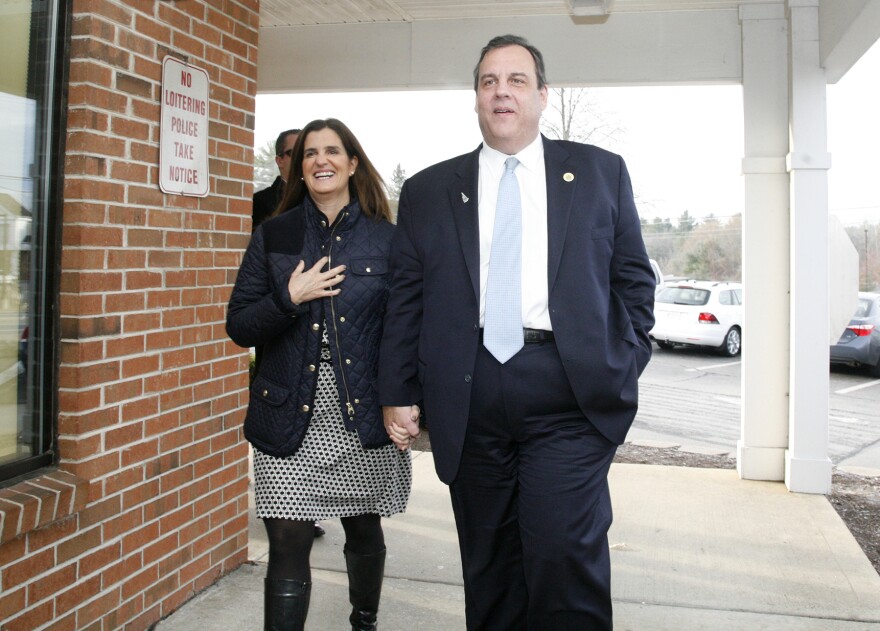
(253, 140), (277, 190)
(386, 163), (407, 200)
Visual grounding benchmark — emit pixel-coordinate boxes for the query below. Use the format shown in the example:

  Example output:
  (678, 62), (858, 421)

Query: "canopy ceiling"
(255, 1), (880, 91)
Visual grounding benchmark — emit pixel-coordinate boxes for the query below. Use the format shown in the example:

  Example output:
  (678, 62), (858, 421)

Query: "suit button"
(312, 323), (320, 331)
(339, 316), (346, 323)
(308, 364), (316, 372)
(345, 358), (351, 365)
(262, 389), (269, 397)
(336, 235), (342, 241)
(464, 374), (472, 383)
(354, 398), (360, 404)
(472, 324), (478, 331)
(302, 404), (310, 412)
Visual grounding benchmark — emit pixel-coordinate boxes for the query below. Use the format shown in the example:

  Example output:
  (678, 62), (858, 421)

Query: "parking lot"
(632, 343), (880, 467)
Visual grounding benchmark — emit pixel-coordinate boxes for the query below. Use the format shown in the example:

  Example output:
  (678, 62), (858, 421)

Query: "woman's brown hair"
(273, 118), (391, 222)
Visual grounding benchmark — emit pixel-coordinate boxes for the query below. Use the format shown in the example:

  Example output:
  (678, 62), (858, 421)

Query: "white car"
(650, 281), (743, 356)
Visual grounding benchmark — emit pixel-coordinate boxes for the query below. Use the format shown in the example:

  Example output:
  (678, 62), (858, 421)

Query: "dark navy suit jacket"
(378, 136), (655, 484)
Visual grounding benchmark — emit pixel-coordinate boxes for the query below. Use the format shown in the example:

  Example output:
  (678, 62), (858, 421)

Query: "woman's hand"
(383, 405), (421, 450)
(288, 257), (346, 305)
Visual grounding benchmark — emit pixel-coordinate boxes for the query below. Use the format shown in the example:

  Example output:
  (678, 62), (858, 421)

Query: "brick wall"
(0, 1), (257, 629)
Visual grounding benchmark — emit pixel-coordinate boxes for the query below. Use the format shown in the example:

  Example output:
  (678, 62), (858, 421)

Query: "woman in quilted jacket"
(227, 118), (417, 631)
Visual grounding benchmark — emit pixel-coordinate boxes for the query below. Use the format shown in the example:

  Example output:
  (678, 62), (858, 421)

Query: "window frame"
(0, 0), (69, 483)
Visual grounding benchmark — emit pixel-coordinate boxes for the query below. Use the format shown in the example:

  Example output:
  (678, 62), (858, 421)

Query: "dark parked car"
(830, 292), (880, 378)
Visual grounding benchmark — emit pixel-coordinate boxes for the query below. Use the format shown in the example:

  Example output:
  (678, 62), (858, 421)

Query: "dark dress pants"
(449, 341), (617, 631)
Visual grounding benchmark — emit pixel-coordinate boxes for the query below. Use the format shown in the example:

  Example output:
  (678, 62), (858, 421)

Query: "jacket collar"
(303, 194), (362, 235)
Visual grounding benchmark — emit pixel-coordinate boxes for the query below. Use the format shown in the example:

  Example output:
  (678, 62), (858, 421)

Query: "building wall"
(0, 1), (257, 629)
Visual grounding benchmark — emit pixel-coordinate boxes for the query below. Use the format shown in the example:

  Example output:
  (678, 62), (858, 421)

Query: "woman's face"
(301, 128), (359, 205)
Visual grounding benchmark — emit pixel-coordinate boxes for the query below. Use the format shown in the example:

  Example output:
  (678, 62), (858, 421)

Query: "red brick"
(104, 422), (144, 450)
(57, 434), (102, 461)
(127, 228), (164, 247)
(110, 159), (150, 182)
(105, 291), (147, 313)
(122, 395), (160, 422)
(57, 387), (102, 414)
(109, 205), (148, 226)
(63, 225), (124, 248)
(57, 407), (118, 435)
(101, 553), (143, 594)
(105, 378), (145, 404)
(27, 563), (78, 603)
(122, 564), (159, 600)
(66, 452), (120, 480)
(65, 153), (108, 177)
(79, 541), (121, 577)
(106, 334), (146, 358)
(121, 439), (160, 467)
(2, 548), (54, 590)
(77, 587), (121, 627)
(55, 574), (101, 617)
(68, 59), (114, 86)
(56, 525), (102, 564)
(0, 587), (26, 624)
(122, 312), (160, 333)
(122, 354), (160, 378)
(4, 600), (54, 630)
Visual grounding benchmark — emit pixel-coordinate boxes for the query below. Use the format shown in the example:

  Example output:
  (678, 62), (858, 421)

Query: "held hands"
(383, 405), (421, 451)
(288, 257), (346, 305)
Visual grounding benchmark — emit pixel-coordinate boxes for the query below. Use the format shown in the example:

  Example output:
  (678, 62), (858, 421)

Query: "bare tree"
(540, 87), (624, 146)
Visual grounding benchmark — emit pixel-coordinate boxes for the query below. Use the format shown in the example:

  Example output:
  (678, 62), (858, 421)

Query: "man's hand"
(383, 405), (421, 450)
(288, 257), (346, 305)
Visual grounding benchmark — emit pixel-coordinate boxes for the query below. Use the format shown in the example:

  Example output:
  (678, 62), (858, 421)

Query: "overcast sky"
(255, 40), (880, 227)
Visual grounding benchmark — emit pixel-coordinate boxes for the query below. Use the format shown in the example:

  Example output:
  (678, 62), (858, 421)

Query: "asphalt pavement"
(154, 448), (880, 631)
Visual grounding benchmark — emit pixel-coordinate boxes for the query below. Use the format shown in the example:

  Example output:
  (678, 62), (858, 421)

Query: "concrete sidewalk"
(155, 450), (880, 631)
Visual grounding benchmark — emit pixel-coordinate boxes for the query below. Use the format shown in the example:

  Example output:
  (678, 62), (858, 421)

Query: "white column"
(737, 3), (790, 481)
(786, 0), (833, 494)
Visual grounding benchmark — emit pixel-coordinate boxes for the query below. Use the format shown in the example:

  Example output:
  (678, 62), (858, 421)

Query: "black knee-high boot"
(344, 546), (386, 631)
(264, 578), (311, 631)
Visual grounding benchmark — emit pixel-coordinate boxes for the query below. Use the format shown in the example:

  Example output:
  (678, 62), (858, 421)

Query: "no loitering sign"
(159, 57), (209, 197)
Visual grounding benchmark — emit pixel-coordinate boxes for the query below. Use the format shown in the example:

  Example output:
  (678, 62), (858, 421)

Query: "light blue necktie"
(483, 157), (523, 364)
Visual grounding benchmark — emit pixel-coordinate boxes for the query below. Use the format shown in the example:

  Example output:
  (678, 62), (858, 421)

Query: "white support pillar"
(786, 0), (833, 494)
(737, 3), (790, 481)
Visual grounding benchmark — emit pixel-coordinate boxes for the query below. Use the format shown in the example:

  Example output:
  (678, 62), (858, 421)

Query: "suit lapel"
(450, 147), (482, 300)
(544, 137), (575, 292)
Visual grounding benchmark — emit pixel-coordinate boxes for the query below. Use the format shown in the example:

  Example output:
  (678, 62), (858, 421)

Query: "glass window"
(655, 287), (710, 306)
(0, 0), (65, 480)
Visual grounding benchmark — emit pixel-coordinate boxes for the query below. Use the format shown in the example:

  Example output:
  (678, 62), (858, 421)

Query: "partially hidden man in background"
(229, 118), (416, 631)
(379, 35), (656, 631)
(252, 128), (300, 231)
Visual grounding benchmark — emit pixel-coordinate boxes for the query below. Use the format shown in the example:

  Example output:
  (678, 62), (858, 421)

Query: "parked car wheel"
(870, 356), (880, 379)
(719, 327), (741, 357)
(656, 340), (675, 351)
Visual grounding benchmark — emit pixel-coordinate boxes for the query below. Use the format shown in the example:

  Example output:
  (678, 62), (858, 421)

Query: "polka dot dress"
(253, 326), (412, 520)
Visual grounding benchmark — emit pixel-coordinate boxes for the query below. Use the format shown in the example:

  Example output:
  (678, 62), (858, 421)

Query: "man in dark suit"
(252, 128), (300, 230)
(378, 35), (655, 630)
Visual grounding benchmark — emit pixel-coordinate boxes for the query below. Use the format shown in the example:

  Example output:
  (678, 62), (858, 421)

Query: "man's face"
(475, 45), (547, 155)
(275, 132), (299, 181)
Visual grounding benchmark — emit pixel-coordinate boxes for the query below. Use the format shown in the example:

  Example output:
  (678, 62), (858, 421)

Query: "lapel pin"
(461, 192), (469, 203)
(563, 172), (574, 182)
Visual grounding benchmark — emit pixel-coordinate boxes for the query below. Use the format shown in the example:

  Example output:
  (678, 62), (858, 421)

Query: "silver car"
(830, 292), (880, 378)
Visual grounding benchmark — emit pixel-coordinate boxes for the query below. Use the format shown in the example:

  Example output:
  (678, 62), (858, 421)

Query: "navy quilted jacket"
(226, 196), (395, 457)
